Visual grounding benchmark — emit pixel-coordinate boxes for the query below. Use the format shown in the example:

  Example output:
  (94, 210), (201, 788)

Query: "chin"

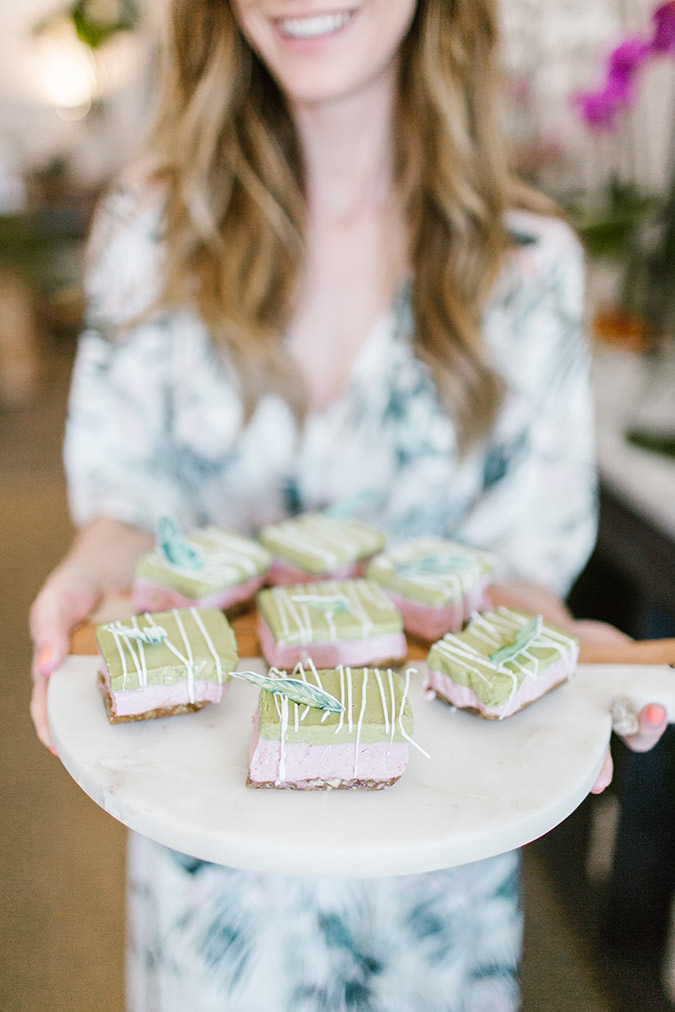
(276, 63), (393, 111)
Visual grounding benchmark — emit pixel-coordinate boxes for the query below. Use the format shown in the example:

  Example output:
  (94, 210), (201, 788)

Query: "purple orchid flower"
(574, 2), (675, 131)
(610, 37), (651, 79)
(652, 1), (675, 55)
(574, 88), (624, 130)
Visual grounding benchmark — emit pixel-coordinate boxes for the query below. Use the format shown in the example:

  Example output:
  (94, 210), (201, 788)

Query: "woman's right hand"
(28, 517), (154, 752)
(29, 564), (103, 751)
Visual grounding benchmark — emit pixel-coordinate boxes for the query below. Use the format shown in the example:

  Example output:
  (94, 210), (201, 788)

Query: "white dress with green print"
(65, 184), (597, 1012)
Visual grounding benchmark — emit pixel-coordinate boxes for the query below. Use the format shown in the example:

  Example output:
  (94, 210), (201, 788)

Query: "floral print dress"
(65, 185), (597, 1012)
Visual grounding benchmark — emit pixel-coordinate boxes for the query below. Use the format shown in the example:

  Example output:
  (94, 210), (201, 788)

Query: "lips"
(276, 9), (357, 40)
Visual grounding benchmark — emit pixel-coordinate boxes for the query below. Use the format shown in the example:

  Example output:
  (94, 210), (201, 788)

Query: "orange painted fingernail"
(49, 746), (58, 756)
(38, 647), (53, 676)
(646, 704), (667, 725)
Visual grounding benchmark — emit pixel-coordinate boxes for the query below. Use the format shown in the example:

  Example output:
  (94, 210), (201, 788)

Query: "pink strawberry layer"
(248, 715), (409, 785)
(257, 618), (406, 669)
(425, 650), (578, 719)
(265, 559), (366, 586)
(385, 580), (491, 640)
(131, 575), (266, 614)
(101, 669), (229, 718)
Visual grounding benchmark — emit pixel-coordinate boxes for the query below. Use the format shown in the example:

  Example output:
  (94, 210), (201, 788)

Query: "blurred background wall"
(0, 0), (152, 195)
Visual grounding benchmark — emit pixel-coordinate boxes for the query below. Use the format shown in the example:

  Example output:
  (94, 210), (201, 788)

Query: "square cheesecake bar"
(256, 578), (406, 670)
(258, 512), (386, 585)
(247, 663), (415, 790)
(96, 607), (239, 723)
(366, 536), (496, 641)
(132, 525), (271, 614)
(425, 606), (578, 719)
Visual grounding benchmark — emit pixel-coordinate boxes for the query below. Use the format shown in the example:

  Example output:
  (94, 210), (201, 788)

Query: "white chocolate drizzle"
(191, 608), (224, 684)
(277, 695), (289, 783)
(374, 668), (390, 735)
(368, 538), (496, 608)
(172, 609), (196, 703)
(398, 668), (431, 757)
(150, 524), (269, 585)
(100, 608), (233, 694)
(131, 615), (149, 687)
(264, 662), (429, 781)
(353, 668), (369, 777)
(387, 668), (397, 742)
(429, 607), (577, 719)
(261, 513), (382, 569)
(262, 579), (397, 646)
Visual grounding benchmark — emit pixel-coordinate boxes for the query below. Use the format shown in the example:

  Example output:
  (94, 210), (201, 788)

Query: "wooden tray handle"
(578, 639), (675, 666)
(70, 607), (260, 658)
(70, 600), (675, 666)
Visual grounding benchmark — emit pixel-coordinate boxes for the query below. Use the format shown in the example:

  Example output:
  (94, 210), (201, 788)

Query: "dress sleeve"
(64, 184), (201, 533)
(458, 218), (598, 597)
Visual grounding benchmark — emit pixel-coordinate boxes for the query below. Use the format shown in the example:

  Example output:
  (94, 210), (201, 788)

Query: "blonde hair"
(142, 0), (517, 448)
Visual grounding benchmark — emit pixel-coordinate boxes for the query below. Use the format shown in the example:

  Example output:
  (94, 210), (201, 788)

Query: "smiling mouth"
(276, 9), (357, 40)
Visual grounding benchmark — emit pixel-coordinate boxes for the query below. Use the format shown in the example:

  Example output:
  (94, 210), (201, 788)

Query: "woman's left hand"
(571, 617), (669, 793)
(488, 582), (670, 794)
(590, 702), (668, 794)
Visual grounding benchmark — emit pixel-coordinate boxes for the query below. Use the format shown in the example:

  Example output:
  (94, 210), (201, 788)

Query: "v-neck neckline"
(305, 282), (411, 420)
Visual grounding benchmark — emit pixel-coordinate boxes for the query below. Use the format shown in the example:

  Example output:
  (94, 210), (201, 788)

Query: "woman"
(30, 2), (666, 1009)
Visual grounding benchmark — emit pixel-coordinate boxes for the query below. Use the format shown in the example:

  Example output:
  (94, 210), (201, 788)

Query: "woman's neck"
(282, 62), (407, 412)
(290, 64), (398, 222)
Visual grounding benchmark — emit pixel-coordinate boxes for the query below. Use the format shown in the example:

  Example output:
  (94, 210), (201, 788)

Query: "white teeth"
(278, 10), (354, 39)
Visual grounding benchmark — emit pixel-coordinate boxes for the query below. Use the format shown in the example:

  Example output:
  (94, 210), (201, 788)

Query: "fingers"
(30, 627), (72, 755)
(573, 619), (633, 647)
(487, 581), (575, 628)
(590, 704), (669, 797)
(620, 702), (668, 754)
(590, 749), (614, 794)
(28, 569), (101, 754)
(31, 635), (71, 681)
(30, 574), (96, 654)
(30, 675), (56, 753)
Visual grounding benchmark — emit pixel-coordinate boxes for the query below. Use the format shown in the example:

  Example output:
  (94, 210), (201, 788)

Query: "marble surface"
(593, 344), (675, 541)
(48, 655), (675, 878)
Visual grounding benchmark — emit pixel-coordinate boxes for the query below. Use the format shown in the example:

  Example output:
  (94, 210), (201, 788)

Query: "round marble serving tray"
(48, 656), (675, 878)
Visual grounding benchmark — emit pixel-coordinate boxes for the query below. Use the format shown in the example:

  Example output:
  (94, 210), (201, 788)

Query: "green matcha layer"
(257, 579), (403, 645)
(426, 607), (579, 712)
(256, 666), (414, 746)
(366, 537), (496, 606)
(134, 527), (271, 598)
(96, 607), (239, 693)
(258, 512), (386, 573)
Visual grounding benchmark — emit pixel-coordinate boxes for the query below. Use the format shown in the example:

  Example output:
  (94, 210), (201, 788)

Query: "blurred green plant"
(567, 179), (658, 259)
(0, 213), (51, 276)
(572, 1), (675, 353)
(34, 0), (140, 50)
(565, 178), (664, 327)
(0, 207), (85, 297)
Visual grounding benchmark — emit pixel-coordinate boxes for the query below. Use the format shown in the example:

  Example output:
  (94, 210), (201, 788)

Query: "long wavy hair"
(141, 0), (524, 448)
